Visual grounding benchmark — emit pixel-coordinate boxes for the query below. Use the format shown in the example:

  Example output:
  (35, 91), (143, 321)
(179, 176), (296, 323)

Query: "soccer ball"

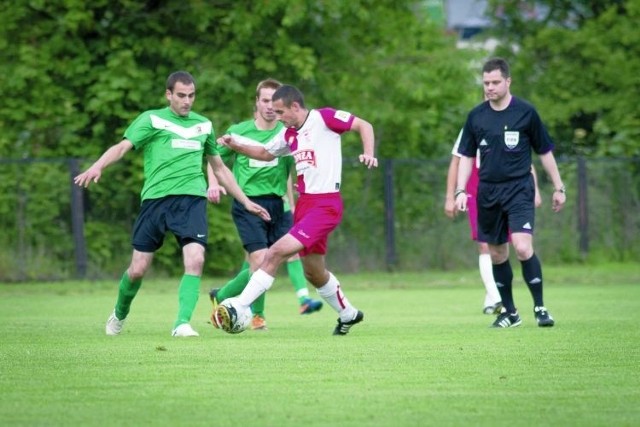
(214, 297), (252, 334)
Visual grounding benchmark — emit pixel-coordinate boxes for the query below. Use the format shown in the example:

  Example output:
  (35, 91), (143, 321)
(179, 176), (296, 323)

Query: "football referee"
(454, 58), (566, 328)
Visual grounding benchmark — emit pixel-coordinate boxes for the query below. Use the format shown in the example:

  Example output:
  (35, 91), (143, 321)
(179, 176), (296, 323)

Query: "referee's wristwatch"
(554, 185), (566, 194)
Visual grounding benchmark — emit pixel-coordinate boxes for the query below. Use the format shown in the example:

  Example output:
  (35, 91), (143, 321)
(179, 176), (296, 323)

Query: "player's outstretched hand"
(444, 198), (458, 219)
(207, 185), (227, 204)
(454, 192), (468, 213)
(359, 154), (378, 169)
(245, 201), (271, 222)
(551, 191), (566, 213)
(216, 134), (233, 147)
(74, 168), (101, 188)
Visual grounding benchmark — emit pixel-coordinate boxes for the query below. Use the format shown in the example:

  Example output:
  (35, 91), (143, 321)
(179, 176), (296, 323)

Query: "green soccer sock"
(114, 271), (142, 320)
(251, 293), (266, 318)
(174, 274), (201, 328)
(287, 258), (310, 304)
(217, 267), (251, 301)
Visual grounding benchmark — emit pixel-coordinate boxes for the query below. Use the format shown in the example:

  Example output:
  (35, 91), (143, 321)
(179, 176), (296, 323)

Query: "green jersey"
(124, 107), (218, 202)
(219, 120), (293, 197)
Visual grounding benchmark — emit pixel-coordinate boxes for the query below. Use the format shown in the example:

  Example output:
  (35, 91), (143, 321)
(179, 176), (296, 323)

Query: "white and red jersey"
(264, 108), (354, 194)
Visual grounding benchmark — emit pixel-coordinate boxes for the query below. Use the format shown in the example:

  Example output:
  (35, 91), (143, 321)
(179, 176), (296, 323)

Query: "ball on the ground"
(216, 297), (252, 334)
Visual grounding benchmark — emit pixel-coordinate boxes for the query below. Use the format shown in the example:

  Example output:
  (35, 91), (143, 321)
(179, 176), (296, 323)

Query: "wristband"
(454, 189), (466, 198)
(554, 186), (566, 194)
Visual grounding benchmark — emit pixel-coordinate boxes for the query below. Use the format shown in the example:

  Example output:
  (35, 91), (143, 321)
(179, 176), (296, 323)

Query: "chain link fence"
(0, 156), (638, 282)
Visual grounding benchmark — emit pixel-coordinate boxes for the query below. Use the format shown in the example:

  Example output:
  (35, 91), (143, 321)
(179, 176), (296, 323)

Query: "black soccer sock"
(521, 253), (544, 307)
(493, 260), (516, 313)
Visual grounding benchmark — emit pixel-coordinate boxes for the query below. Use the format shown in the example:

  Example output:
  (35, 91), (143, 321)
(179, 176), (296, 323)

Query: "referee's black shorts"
(477, 175), (535, 245)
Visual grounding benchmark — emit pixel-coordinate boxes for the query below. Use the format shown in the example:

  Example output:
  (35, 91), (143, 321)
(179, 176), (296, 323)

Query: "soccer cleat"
(534, 306), (555, 327)
(106, 311), (125, 336)
(483, 301), (503, 315)
(212, 304), (234, 333)
(491, 311), (522, 328)
(251, 314), (268, 331)
(209, 288), (220, 308)
(299, 297), (323, 315)
(172, 323), (200, 337)
(209, 288), (221, 328)
(333, 310), (364, 336)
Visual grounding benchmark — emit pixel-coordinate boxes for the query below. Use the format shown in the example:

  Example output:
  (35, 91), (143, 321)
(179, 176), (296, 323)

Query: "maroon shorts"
(290, 193), (343, 257)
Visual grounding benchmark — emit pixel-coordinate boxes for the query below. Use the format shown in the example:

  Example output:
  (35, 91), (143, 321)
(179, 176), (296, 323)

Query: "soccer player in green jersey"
(74, 71), (269, 337)
(206, 78), (322, 330)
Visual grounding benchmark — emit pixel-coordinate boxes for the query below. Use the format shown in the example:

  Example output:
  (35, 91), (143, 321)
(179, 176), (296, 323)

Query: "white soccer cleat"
(106, 311), (125, 336)
(171, 323), (200, 337)
(213, 298), (252, 334)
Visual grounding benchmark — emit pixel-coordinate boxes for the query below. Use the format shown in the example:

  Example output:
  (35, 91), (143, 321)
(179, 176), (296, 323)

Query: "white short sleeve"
(451, 129), (464, 157)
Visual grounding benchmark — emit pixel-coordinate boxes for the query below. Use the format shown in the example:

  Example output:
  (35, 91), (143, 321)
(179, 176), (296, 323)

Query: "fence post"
(68, 159), (87, 278)
(577, 156), (589, 257)
(383, 159), (397, 270)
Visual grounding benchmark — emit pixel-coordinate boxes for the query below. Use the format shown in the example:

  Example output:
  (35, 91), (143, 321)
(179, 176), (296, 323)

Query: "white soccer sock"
(479, 254), (501, 305)
(316, 272), (357, 322)
(237, 269), (275, 308)
(296, 289), (310, 299)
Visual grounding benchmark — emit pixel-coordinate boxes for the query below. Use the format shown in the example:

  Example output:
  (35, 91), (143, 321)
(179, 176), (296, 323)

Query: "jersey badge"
(171, 139), (201, 150)
(293, 149), (316, 167)
(334, 110), (352, 122)
(504, 131), (519, 149)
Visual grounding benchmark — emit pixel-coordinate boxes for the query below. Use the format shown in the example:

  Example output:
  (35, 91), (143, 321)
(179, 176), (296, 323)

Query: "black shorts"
(132, 195), (208, 252)
(477, 175), (535, 245)
(232, 195), (290, 253)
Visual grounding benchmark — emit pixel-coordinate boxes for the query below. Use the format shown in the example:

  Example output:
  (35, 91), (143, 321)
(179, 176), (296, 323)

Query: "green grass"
(1, 263), (639, 427)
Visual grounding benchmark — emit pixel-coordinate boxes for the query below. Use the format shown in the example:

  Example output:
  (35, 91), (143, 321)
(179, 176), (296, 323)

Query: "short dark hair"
(482, 58), (510, 79)
(272, 85), (305, 108)
(166, 71), (195, 92)
(255, 78), (282, 98)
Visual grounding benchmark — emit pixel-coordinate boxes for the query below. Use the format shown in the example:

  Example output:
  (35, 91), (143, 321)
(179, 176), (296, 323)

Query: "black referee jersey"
(458, 96), (555, 183)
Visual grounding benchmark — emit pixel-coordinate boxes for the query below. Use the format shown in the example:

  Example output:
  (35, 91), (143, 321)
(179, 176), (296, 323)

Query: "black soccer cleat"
(534, 306), (555, 327)
(491, 311), (522, 328)
(333, 310), (364, 336)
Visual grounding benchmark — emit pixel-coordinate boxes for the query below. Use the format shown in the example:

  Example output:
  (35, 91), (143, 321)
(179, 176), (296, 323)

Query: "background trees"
(486, 0), (640, 156)
(0, 0), (638, 279)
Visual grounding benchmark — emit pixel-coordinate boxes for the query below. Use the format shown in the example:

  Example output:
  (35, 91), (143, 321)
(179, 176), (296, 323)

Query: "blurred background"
(0, 0), (638, 281)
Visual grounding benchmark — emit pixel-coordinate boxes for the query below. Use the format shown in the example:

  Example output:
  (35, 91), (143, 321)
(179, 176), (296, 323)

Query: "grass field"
(1, 263), (639, 427)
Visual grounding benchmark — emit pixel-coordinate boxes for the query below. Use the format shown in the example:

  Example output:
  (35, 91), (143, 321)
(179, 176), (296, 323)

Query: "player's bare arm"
(454, 155), (474, 212)
(207, 155), (271, 221)
(538, 151), (566, 213)
(205, 163), (227, 204)
(74, 140), (134, 187)
(217, 134), (276, 162)
(445, 156), (461, 218)
(350, 117), (378, 169)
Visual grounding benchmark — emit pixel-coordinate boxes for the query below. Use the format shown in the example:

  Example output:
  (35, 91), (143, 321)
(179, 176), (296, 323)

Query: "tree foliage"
(0, 0), (479, 277)
(1, 1), (639, 279)
(485, 0), (640, 156)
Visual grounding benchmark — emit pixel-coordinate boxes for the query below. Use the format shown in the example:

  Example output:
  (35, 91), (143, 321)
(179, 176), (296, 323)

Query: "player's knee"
(127, 264), (147, 281)
(262, 249), (287, 271)
(489, 245), (509, 264)
(512, 242), (533, 260)
(302, 268), (327, 287)
(183, 252), (205, 274)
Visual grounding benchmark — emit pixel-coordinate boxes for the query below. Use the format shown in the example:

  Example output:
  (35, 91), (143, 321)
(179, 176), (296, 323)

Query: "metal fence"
(0, 156), (638, 282)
